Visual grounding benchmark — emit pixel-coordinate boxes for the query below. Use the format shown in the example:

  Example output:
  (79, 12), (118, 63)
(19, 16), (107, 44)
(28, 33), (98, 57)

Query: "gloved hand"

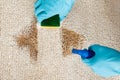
(73, 44), (120, 77)
(34, 0), (75, 23)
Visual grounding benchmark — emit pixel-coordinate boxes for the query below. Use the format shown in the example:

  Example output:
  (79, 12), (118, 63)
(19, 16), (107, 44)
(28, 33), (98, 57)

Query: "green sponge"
(41, 14), (60, 28)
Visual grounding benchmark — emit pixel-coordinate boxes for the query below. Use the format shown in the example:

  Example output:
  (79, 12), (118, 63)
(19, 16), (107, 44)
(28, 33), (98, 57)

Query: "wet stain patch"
(16, 23), (38, 61)
(61, 28), (85, 56)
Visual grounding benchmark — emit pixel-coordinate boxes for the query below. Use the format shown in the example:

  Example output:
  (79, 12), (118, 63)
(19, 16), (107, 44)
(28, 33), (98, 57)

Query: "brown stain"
(16, 20), (85, 60)
(61, 28), (85, 56)
(16, 22), (38, 61)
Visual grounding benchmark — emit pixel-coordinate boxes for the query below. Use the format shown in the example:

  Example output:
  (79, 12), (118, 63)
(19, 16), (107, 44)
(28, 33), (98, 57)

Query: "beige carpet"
(0, 0), (120, 80)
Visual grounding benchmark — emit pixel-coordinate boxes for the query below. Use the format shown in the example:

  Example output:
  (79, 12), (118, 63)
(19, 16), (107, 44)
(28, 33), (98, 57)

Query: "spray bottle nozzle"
(72, 48), (95, 59)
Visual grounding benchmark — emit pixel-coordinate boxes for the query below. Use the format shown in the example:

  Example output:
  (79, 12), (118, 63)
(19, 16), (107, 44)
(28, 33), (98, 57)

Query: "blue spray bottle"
(72, 44), (120, 77)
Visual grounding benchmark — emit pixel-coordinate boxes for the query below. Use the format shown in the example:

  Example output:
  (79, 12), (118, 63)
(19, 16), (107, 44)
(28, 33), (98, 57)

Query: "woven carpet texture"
(0, 0), (120, 80)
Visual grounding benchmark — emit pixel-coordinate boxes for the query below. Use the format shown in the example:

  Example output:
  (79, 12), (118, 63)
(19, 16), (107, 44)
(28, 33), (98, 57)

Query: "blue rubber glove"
(72, 44), (120, 77)
(83, 44), (120, 77)
(34, 0), (75, 23)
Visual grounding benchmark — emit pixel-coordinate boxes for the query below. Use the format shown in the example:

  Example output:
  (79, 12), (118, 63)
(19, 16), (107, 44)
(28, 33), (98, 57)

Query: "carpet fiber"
(0, 0), (120, 80)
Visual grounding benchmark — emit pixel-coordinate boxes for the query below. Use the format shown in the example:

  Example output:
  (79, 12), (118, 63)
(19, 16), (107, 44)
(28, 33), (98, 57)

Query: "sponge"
(41, 14), (60, 28)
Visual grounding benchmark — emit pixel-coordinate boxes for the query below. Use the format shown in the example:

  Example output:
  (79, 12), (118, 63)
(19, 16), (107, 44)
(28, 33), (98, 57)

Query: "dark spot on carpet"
(61, 28), (85, 56)
(16, 22), (38, 61)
